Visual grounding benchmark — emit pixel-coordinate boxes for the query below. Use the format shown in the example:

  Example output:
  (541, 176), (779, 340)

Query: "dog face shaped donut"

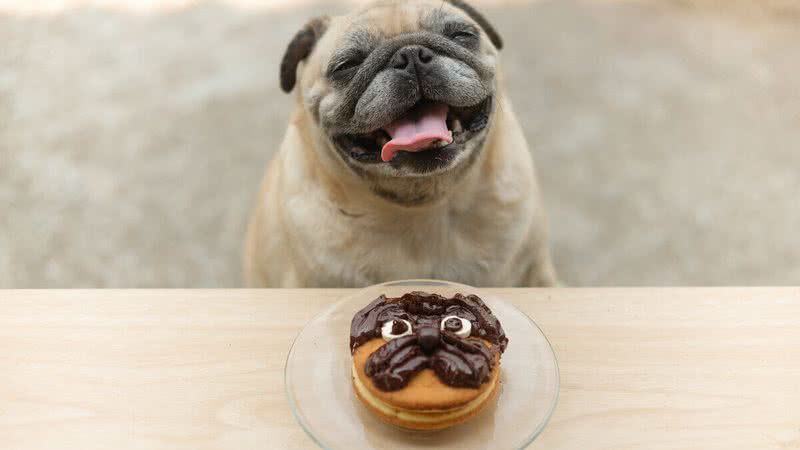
(350, 292), (508, 391)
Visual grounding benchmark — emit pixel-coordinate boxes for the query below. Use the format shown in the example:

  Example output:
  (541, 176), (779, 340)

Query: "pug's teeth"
(350, 147), (368, 158)
(452, 119), (463, 133)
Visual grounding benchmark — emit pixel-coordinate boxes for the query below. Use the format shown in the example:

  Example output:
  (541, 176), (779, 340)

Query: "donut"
(349, 291), (508, 430)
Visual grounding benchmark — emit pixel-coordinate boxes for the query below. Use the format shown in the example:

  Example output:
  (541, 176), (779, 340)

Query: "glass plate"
(285, 280), (559, 450)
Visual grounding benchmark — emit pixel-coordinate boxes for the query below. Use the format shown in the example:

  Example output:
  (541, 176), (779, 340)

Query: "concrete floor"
(1, 0), (799, 287)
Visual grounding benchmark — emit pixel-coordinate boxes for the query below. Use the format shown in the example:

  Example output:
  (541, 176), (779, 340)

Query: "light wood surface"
(1, 288), (799, 449)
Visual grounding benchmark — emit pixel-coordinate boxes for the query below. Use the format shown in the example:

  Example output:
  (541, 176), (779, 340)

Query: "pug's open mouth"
(333, 96), (492, 170)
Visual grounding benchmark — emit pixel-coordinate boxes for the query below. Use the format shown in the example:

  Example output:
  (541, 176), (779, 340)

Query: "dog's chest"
(290, 200), (529, 287)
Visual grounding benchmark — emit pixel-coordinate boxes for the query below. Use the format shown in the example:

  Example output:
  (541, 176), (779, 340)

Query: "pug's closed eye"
(331, 55), (364, 73)
(328, 53), (366, 81)
(443, 22), (480, 49)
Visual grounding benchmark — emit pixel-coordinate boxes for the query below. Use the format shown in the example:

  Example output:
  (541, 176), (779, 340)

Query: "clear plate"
(284, 280), (559, 450)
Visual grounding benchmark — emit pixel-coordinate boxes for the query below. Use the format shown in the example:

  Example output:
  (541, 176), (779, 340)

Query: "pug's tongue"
(381, 102), (453, 162)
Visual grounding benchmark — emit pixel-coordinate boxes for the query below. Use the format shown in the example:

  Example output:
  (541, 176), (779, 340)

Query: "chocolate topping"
(444, 317), (463, 332)
(390, 320), (408, 335)
(416, 326), (441, 354)
(349, 295), (408, 352)
(350, 291), (508, 391)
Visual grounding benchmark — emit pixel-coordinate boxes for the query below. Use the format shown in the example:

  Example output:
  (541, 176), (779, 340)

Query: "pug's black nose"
(417, 326), (441, 354)
(390, 46), (435, 73)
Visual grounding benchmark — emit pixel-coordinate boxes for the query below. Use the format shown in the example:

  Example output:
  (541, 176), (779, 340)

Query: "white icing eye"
(381, 319), (413, 341)
(440, 316), (472, 338)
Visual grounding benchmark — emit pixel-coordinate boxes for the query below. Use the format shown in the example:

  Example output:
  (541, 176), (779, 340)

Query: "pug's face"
(280, 0), (503, 201)
(350, 292), (508, 391)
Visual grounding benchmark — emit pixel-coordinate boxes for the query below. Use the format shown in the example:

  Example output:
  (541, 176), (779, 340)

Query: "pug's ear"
(280, 16), (330, 93)
(445, 0), (503, 50)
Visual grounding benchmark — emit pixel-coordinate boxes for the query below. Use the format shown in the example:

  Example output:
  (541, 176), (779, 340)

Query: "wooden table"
(1, 289), (799, 449)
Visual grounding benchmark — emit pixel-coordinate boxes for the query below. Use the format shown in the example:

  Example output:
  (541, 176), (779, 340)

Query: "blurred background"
(1, 0), (798, 288)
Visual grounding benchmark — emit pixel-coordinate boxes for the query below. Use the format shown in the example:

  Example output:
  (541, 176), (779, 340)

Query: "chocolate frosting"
(350, 291), (508, 391)
(390, 320), (408, 335)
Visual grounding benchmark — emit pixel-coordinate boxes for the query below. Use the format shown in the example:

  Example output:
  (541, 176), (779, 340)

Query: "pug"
(244, 0), (557, 288)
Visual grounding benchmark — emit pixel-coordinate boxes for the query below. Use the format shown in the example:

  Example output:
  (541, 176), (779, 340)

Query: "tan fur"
(245, 0), (557, 288)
